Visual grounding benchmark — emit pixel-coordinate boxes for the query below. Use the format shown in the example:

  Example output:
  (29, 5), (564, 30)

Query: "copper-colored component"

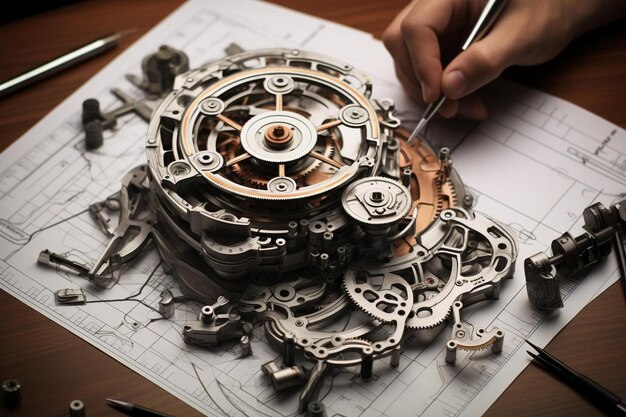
(309, 150), (343, 169)
(316, 119), (342, 132)
(264, 124), (293, 148)
(392, 130), (459, 257)
(216, 114), (243, 132)
(180, 66), (380, 156)
(226, 152), (251, 167)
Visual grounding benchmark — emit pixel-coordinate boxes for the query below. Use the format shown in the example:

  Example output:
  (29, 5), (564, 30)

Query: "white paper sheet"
(1, 1), (624, 416)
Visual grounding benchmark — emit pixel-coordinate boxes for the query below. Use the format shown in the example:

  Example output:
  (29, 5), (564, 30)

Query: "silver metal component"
(39, 166), (153, 288)
(262, 361), (307, 391)
(525, 200), (624, 310)
(183, 296), (245, 347)
(284, 332), (296, 366)
(360, 346), (374, 379)
(240, 335), (252, 358)
(341, 176), (411, 229)
(159, 290), (175, 318)
(2, 379), (21, 407)
(444, 301), (505, 364)
(200, 98), (225, 115)
(55, 288), (86, 305)
(69, 399), (85, 417)
(306, 401), (327, 417)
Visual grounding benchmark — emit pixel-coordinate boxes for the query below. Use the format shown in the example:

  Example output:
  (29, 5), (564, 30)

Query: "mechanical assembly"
(39, 46), (519, 412)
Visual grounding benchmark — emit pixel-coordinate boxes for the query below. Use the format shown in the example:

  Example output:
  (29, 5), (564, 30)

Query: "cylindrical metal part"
(299, 219), (309, 234)
(360, 347), (374, 379)
(492, 330), (504, 354)
(241, 335), (252, 358)
(69, 399), (85, 417)
(288, 221), (298, 237)
(439, 147), (450, 162)
(463, 193), (474, 208)
(284, 332), (296, 366)
(306, 401), (328, 417)
(401, 168), (412, 187)
(445, 340), (457, 364)
(320, 253), (329, 270)
(84, 120), (104, 150)
(200, 305), (215, 324)
(270, 366), (307, 391)
(2, 379), (21, 407)
(82, 98), (101, 124)
(309, 249), (320, 265)
(390, 347), (401, 368)
(337, 246), (347, 265)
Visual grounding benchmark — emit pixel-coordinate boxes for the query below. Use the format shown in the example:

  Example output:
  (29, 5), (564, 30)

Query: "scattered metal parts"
(306, 401), (327, 417)
(525, 200), (625, 310)
(445, 301), (504, 364)
(69, 399), (85, 417)
(127, 45), (189, 95)
(261, 361), (307, 391)
(183, 297), (245, 347)
(55, 288), (86, 305)
(2, 379), (21, 407)
(39, 166), (153, 288)
(81, 44), (188, 148)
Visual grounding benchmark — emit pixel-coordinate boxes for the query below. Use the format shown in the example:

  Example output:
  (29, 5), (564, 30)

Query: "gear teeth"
(404, 305), (451, 330)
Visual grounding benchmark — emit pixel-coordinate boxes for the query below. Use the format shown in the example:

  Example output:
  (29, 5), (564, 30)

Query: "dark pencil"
(106, 398), (175, 417)
(526, 340), (626, 415)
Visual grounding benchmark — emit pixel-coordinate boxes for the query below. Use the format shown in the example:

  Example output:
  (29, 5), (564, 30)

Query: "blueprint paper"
(0, 1), (624, 416)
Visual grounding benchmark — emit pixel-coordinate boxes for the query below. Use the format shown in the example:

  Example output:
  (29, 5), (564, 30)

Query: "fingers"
(382, 1), (422, 100)
(439, 94), (488, 120)
(398, 0), (460, 102)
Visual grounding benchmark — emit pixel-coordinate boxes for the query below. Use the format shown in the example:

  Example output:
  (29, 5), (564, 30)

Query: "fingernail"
(444, 71), (469, 98)
(420, 81), (432, 103)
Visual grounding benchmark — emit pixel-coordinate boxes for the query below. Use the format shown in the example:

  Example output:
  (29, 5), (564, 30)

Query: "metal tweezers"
(526, 340), (626, 415)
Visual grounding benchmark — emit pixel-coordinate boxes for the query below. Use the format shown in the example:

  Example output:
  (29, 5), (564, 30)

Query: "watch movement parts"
(182, 296), (246, 347)
(38, 165), (153, 288)
(444, 301), (504, 364)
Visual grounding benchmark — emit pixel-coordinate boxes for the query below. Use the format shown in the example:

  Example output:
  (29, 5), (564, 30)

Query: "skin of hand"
(383, 0), (626, 120)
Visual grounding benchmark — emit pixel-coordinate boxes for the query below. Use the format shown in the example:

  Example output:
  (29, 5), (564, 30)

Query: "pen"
(526, 340), (626, 416)
(0, 30), (132, 98)
(407, 0), (509, 143)
(106, 398), (175, 417)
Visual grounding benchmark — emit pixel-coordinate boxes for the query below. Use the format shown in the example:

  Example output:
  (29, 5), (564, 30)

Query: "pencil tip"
(106, 398), (130, 410)
(525, 339), (539, 350)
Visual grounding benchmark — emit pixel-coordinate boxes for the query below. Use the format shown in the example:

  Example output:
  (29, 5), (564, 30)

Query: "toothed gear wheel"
(343, 269), (413, 324)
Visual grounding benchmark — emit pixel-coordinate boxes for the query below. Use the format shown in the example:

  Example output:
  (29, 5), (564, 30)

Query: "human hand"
(383, 0), (625, 120)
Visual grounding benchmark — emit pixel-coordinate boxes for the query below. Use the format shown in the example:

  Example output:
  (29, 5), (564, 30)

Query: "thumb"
(441, 31), (520, 100)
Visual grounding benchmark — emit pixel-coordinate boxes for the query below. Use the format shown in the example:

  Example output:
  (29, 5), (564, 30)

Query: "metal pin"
(360, 347), (374, 379)
(284, 332), (296, 366)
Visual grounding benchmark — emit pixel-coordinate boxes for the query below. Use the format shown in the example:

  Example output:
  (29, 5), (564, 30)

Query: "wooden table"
(1, 1), (624, 416)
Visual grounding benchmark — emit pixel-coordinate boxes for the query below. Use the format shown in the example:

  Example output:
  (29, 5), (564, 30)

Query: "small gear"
(341, 176), (412, 226)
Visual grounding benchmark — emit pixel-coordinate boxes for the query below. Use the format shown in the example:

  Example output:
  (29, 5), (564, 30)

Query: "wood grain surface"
(0, 1), (624, 416)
